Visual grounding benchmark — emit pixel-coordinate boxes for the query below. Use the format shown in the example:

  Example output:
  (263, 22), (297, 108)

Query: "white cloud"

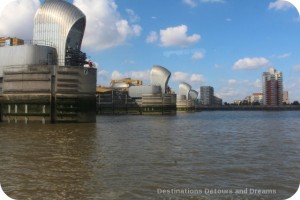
(131, 70), (151, 80)
(183, 0), (197, 7)
(0, 0), (40, 39)
(98, 70), (109, 76)
(183, 0), (225, 7)
(192, 52), (204, 60)
(0, 0), (142, 51)
(160, 25), (201, 48)
(163, 48), (205, 57)
(277, 53), (291, 59)
(268, 0), (293, 10)
(190, 74), (204, 82)
(97, 70), (110, 86)
(126, 8), (140, 23)
(292, 64), (300, 72)
(111, 70), (124, 80)
(172, 72), (190, 81)
(146, 31), (158, 43)
(111, 70), (150, 81)
(233, 57), (270, 70)
(216, 87), (239, 98)
(74, 0), (142, 51)
(214, 64), (223, 69)
(228, 79), (237, 85)
(123, 59), (135, 65)
(253, 79), (261, 88)
(172, 72), (205, 83)
(201, 0), (225, 3)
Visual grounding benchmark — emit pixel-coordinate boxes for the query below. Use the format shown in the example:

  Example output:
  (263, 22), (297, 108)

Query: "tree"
(252, 102), (260, 106)
(292, 101), (300, 105)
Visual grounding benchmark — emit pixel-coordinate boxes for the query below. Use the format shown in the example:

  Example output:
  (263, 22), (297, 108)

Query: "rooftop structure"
(150, 65), (171, 94)
(128, 65), (171, 98)
(178, 82), (192, 100)
(176, 82), (197, 111)
(98, 65), (176, 115)
(189, 89), (199, 101)
(33, 0), (86, 66)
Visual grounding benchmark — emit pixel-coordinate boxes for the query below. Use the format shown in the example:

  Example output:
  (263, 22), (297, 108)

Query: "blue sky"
(1, 0), (300, 102)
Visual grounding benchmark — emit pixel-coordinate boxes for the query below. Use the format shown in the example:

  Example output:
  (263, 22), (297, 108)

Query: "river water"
(0, 111), (299, 200)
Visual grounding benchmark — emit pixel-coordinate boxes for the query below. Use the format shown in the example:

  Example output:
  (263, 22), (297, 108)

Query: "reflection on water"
(0, 111), (299, 200)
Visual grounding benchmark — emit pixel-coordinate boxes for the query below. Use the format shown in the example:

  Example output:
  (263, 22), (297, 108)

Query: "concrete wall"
(128, 85), (161, 98)
(3, 65), (53, 93)
(0, 64), (97, 123)
(0, 45), (57, 76)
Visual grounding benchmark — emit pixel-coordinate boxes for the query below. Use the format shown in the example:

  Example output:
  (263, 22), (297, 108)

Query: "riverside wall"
(0, 65), (96, 123)
(97, 91), (177, 115)
(197, 105), (300, 111)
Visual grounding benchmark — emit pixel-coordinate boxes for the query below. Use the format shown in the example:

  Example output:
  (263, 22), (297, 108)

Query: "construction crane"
(96, 78), (143, 93)
(110, 78), (143, 86)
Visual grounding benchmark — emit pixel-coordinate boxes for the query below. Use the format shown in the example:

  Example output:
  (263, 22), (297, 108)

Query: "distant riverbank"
(197, 105), (300, 111)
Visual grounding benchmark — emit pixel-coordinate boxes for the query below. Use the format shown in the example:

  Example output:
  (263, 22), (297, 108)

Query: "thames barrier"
(0, 0), (97, 123)
(0, 0), (202, 123)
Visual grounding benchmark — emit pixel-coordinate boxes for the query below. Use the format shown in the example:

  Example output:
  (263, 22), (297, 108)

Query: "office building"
(283, 91), (289, 104)
(200, 86), (214, 106)
(251, 93), (263, 104)
(213, 96), (223, 106)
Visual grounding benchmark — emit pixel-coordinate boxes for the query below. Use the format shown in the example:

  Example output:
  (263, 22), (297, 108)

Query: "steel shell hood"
(178, 82), (192, 98)
(189, 89), (198, 101)
(150, 65), (171, 94)
(33, 0), (86, 66)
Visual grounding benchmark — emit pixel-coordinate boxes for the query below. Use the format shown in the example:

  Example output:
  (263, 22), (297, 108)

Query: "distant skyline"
(1, 0), (300, 102)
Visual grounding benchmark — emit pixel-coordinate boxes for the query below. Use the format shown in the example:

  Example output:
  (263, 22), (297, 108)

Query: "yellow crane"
(110, 78), (143, 86)
(96, 78), (143, 93)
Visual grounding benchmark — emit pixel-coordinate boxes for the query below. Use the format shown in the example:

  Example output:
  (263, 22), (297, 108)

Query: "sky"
(0, 0), (300, 103)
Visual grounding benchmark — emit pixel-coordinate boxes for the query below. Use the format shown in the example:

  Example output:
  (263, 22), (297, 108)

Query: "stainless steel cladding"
(177, 95), (187, 101)
(0, 45), (57, 77)
(33, 0), (86, 66)
(178, 82), (192, 99)
(189, 89), (199, 101)
(129, 85), (162, 98)
(150, 65), (171, 94)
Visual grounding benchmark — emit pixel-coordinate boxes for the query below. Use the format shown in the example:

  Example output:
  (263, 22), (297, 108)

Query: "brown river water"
(0, 111), (299, 200)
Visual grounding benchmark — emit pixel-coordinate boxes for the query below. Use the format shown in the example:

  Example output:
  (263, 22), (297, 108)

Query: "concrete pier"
(0, 65), (96, 123)
(96, 90), (176, 115)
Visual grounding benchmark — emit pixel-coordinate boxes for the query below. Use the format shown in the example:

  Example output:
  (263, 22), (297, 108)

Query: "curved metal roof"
(178, 82), (192, 99)
(150, 65), (171, 94)
(33, 0), (86, 66)
(189, 89), (199, 101)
